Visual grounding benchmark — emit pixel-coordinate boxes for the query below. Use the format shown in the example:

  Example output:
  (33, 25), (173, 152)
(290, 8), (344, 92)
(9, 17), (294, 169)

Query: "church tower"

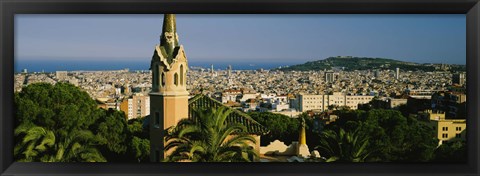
(149, 14), (189, 162)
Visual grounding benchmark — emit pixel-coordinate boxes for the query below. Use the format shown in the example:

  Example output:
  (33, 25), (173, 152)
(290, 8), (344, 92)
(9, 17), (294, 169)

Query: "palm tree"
(316, 128), (372, 162)
(14, 124), (55, 161)
(14, 124), (106, 162)
(165, 107), (258, 162)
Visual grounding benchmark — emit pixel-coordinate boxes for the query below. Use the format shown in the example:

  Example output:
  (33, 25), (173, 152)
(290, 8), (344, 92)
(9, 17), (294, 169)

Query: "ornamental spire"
(160, 14), (179, 58)
(299, 117), (306, 145)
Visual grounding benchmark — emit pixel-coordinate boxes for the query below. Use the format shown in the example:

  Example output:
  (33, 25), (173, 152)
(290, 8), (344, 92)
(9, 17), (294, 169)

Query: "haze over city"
(15, 14), (465, 72)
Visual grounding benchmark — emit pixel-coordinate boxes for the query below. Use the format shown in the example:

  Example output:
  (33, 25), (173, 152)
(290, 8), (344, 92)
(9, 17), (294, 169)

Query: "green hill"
(277, 56), (465, 72)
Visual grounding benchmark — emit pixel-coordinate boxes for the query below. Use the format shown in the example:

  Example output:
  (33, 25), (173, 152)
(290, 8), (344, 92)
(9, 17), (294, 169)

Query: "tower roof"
(162, 14), (176, 34)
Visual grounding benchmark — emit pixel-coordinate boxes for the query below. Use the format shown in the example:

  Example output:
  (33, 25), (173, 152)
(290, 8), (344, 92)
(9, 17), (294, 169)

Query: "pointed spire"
(299, 118), (306, 145)
(160, 14), (179, 58)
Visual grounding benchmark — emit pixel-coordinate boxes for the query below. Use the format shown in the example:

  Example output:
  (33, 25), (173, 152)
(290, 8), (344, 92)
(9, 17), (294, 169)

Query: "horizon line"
(15, 56), (466, 65)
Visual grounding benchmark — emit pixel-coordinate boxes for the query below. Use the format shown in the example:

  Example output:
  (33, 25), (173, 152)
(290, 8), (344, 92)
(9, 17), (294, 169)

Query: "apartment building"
(297, 92), (374, 112)
(120, 93), (150, 120)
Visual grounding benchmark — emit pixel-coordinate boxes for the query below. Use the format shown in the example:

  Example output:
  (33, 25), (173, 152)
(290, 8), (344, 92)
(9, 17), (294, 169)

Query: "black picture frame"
(1, 0), (479, 175)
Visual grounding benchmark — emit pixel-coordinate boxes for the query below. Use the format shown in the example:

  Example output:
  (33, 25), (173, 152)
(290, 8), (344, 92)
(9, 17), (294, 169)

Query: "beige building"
(120, 94), (150, 120)
(388, 98), (408, 109)
(297, 92), (374, 112)
(423, 110), (466, 145)
(56, 71), (68, 80)
(149, 14), (190, 162)
(148, 14), (268, 162)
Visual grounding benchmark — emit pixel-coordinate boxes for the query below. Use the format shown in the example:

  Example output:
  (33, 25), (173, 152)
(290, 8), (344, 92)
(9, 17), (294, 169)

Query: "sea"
(15, 59), (300, 73)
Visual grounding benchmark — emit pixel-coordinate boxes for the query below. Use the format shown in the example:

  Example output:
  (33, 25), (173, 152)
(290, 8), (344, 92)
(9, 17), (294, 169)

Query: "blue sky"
(15, 14), (466, 65)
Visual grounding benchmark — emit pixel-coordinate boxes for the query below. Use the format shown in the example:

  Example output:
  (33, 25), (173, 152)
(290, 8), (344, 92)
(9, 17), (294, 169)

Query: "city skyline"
(14, 14), (468, 163)
(16, 14), (466, 67)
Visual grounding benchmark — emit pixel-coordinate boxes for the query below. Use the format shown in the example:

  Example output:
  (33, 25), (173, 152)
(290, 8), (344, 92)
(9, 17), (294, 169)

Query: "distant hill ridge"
(277, 56), (465, 72)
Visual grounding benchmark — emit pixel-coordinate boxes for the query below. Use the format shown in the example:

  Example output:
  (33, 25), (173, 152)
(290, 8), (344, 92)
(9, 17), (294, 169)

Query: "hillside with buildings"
(278, 56), (466, 72)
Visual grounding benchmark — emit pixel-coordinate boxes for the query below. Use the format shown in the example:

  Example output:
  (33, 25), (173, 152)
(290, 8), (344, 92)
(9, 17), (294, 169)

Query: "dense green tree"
(129, 136), (150, 162)
(248, 112), (300, 145)
(165, 107), (257, 162)
(401, 116), (438, 161)
(14, 82), (150, 162)
(322, 109), (438, 162)
(91, 109), (129, 161)
(125, 117), (150, 162)
(433, 141), (467, 162)
(358, 110), (437, 161)
(15, 83), (100, 131)
(14, 83), (106, 162)
(331, 109), (367, 128)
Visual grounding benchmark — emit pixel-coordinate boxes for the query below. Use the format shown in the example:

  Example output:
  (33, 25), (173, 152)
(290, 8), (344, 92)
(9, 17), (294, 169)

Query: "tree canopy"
(321, 109), (439, 162)
(14, 83), (149, 162)
(248, 112), (300, 146)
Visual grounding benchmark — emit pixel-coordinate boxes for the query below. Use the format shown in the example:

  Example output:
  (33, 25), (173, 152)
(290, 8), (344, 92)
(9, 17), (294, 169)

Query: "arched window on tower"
(174, 72), (179, 86)
(161, 72), (166, 87)
(153, 64), (158, 90)
(180, 65), (184, 86)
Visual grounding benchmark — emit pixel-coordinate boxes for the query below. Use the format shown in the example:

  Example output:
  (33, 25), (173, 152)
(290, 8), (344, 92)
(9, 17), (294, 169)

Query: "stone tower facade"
(149, 14), (189, 162)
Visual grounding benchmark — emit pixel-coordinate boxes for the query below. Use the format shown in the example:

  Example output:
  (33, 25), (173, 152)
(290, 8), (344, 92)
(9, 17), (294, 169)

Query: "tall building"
(148, 14), (268, 162)
(149, 14), (189, 162)
(396, 67), (400, 80)
(373, 70), (380, 78)
(120, 94), (150, 120)
(211, 64), (215, 77)
(227, 65), (232, 77)
(452, 73), (465, 86)
(324, 71), (335, 83)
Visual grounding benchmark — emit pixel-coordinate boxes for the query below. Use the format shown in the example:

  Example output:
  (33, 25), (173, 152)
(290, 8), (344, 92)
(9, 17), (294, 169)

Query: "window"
(456, 134), (461, 138)
(456, 127), (462, 131)
(442, 133), (448, 138)
(442, 127), (448, 131)
(161, 73), (166, 87)
(155, 112), (160, 128)
(174, 73), (178, 86)
(180, 65), (184, 86)
(153, 64), (158, 89)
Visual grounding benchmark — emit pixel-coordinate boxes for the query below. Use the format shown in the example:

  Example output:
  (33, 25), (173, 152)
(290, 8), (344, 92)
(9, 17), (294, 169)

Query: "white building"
(273, 102), (290, 112)
(240, 93), (258, 103)
(221, 89), (242, 103)
(396, 67), (400, 80)
(297, 92), (374, 112)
